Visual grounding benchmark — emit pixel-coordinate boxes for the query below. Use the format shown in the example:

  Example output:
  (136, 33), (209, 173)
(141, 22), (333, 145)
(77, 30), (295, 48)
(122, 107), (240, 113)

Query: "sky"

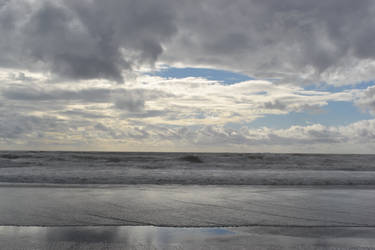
(0, 0), (375, 153)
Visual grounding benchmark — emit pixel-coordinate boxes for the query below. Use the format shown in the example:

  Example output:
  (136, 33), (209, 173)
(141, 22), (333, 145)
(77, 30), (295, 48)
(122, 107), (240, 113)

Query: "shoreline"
(1, 182), (375, 189)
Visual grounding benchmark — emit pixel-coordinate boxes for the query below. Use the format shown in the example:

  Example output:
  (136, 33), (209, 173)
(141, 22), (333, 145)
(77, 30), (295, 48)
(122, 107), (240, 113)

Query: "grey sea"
(1, 151), (375, 249)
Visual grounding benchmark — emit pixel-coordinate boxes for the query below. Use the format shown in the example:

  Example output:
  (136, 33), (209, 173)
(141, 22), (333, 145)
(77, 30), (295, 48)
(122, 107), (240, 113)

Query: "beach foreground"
(1, 185), (375, 249)
(1, 225), (375, 250)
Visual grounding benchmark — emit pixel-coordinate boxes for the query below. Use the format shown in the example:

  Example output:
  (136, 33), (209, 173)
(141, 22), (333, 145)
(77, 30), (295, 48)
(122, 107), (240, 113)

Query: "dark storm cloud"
(1, 0), (375, 85)
(0, 0), (177, 82)
(164, 0), (375, 85)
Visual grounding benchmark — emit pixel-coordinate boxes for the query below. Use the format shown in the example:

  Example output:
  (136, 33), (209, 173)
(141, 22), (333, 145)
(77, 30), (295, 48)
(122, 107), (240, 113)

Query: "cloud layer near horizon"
(0, 70), (374, 152)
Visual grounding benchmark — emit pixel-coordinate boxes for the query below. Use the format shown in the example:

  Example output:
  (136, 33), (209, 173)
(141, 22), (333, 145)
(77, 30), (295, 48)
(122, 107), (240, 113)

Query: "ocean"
(1, 151), (375, 185)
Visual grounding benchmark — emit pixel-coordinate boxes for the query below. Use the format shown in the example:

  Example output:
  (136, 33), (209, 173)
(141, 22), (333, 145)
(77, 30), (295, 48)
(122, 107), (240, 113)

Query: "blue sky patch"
(148, 66), (253, 84)
(247, 101), (373, 129)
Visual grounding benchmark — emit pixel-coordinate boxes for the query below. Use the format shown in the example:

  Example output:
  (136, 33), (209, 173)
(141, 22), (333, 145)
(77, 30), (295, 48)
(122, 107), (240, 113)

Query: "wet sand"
(1, 225), (375, 250)
(1, 185), (375, 249)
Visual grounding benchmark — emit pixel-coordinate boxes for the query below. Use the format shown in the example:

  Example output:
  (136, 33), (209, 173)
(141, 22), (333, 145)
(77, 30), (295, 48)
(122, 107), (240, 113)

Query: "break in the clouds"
(0, 0), (375, 152)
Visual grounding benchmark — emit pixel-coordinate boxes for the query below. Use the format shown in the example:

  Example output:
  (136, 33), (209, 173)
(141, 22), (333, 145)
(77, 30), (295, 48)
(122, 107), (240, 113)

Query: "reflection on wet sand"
(0, 226), (236, 250)
(1, 226), (375, 250)
(46, 227), (122, 243)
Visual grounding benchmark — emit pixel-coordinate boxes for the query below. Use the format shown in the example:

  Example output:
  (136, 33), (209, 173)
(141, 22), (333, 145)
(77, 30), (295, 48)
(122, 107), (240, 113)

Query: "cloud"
(1, 0), (375, 85)
(1, 106), (374, 153)
(8, 72), (35, 82)
(60, 110), (112, 119)
(0, 113), (62, 140)
(137, 119), (375, 151)
(183, 123), (346, 147)
(0, 74), (355, 125)
(2, 86), (112, 102)
(1, 83), (173, 114)
(162, 0), (375, 85)
(113, 91), (145, 112)
(0, 66), (371, 152)
(0, 0), (177, 82)
(356, 86), (375, 115)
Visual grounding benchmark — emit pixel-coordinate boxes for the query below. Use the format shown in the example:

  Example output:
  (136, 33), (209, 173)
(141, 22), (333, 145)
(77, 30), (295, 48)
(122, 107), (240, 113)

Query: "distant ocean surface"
(1, 151), (375, 185)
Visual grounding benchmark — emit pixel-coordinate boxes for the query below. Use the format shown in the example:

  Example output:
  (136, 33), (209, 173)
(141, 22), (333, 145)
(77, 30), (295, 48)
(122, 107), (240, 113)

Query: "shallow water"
(1, 185), (375, 227)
